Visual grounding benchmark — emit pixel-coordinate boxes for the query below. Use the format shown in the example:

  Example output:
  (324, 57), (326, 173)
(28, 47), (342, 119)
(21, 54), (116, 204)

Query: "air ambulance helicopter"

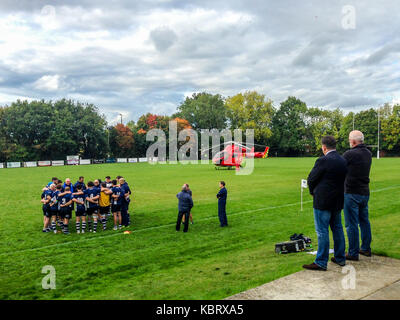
(211, 141), (269, 170)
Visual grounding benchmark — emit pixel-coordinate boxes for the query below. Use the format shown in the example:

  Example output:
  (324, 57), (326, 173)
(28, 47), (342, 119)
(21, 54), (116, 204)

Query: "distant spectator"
(216, 181), (228, 227)
(176, 184), (193, 233)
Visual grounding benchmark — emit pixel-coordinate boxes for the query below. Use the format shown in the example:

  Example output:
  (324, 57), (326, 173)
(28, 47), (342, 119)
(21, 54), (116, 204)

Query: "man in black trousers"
(217, 181), (228, 227)
(176, 184), (193, 233)
(303, 136), (347, 271)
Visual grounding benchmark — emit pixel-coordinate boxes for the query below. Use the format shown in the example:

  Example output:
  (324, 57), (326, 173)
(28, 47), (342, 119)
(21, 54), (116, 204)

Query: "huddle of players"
(41, 176), (131, 235)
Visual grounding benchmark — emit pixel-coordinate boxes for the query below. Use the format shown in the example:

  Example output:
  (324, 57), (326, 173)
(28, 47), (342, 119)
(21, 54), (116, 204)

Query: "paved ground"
(227, 255), (400, 300)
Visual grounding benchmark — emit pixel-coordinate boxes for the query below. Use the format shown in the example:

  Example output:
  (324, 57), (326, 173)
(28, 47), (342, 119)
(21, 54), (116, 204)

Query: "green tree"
(381, 104), (400, 153)
(1, 99), (108, 160)
(225, 91), (275, 145)
(305, 108), (343, 155)
(109, 123), (134, 157)
(174, 92), (226, 130)
(271, 96), (308, 155)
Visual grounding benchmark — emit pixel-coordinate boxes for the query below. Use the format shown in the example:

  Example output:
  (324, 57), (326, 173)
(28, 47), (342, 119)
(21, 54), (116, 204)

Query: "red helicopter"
(212, 142), (269, 170)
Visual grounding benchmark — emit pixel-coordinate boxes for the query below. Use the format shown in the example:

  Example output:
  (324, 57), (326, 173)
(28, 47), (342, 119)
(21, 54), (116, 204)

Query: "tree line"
(0, 93), (399, 162)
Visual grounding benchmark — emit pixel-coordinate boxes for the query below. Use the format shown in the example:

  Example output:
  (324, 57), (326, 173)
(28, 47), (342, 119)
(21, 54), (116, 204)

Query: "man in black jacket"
(303, 136), (347, 271)
(176, 184), (194, 233)
(343, 130), (373, 260)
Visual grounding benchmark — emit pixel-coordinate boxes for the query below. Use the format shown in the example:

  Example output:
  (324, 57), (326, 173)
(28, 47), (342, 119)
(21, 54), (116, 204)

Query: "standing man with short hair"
(111, 179), (124, 230)
(119, 178), (131, 227)
(303, 136), (347, 271)
(59, 186), (73, 234)
(74, 176), (86, 191)
(63, 178), (74, 193)
(86, 181), (100, 233)
(176, 184), (193, 233)
(72, 185), (87, 234)
(217, 181), (228, 227)
(343, 130), (373, 260)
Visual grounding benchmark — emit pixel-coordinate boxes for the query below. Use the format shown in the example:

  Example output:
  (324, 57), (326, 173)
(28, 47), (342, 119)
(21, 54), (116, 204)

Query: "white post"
(301, 187), (303, 211)
(300, 179), (307, 211)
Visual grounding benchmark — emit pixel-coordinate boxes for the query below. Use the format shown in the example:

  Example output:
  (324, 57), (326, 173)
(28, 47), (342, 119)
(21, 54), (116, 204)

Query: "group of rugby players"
(41, 176), (131, 235)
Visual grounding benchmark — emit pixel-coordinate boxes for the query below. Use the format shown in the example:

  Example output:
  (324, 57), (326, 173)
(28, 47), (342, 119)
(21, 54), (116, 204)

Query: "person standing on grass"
(216, 181), (228, 227)
(181, 184), (194, 225)
(41, 186), (53, 232)
(49, 184), (62, 233)
(85, 181), (100, 233)
(119, 178), (131, 227)
(99, 182), (112, 231)
(343, 130), (373, 260)
(59, 186), (73, 234)
(72, 185), (87, 234)
(111, 179), (124, 230)
(176, 184), (193, 233)
(105, 176), (113, 217)
(303, 136), (347, 271)
(47, 177), (58, 188)
(63, 178), (74, 193)
(74, 176), (86, 191)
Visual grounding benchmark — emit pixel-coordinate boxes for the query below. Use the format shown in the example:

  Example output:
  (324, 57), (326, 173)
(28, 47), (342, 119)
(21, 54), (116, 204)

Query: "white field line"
(3, 185), (399, 256)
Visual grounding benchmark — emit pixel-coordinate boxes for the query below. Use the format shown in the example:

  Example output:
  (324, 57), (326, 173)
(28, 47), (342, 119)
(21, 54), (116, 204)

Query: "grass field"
(0, 158), (399, 300)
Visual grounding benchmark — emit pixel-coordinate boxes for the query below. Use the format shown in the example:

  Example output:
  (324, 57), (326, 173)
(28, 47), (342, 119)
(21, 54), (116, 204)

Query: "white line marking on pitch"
(3, 185), (399, 256)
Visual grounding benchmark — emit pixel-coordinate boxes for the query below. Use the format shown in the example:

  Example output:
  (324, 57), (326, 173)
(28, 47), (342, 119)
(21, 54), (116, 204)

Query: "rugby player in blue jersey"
(72, 185), (87, 234)
(111, 179), (124, 230)
(59, 186), (73, 234)
(85, 181), (100, 233)
(41, 186), (53, 232)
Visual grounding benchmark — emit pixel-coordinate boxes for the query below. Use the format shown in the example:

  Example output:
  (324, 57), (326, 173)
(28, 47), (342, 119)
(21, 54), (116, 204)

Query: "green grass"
(0, 158), (399, 300)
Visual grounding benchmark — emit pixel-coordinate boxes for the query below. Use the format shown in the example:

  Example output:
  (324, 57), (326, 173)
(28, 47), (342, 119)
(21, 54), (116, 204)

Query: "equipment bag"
(275, 239), (306, 254)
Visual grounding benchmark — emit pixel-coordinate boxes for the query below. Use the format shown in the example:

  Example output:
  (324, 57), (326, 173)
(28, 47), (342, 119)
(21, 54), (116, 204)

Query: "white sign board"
(0, 163), (4, 169)
(139, 157), (148, 162)
(7, 162), (21, 168)
(128, 158), (138, 163)
(117, 158), (127, 163)
(38, 161), (51, 167)
(25, 161), (37, 167)
(300, 179), (308, 211)
(67, 155), (79, 165)
(80, 159), (91, 165)
(52, 160), (64, 166)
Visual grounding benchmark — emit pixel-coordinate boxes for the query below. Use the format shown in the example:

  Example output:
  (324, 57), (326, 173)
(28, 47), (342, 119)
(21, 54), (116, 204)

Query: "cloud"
(0, 0), (399, 123)
(32, 75), (61, 91)
(150, 26), (178, 52)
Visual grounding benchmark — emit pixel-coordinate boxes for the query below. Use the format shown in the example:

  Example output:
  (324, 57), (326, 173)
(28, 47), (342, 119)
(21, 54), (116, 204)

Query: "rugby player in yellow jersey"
(99, 182), (113, 231)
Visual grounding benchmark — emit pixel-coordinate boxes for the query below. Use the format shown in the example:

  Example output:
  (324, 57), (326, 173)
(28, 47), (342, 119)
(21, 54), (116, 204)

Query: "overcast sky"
(0, 0), (399, 123)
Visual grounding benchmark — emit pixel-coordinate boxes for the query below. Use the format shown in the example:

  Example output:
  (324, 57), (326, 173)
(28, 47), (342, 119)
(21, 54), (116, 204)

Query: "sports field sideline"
(0, 158), (399, 300)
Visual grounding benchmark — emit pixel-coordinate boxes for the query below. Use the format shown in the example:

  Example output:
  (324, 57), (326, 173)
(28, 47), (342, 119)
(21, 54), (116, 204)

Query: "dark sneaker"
(331, 257), (346, 266)
(346, 253), (359, 261)
(359, 250), (372, 257)
(302, 263), (327, 271)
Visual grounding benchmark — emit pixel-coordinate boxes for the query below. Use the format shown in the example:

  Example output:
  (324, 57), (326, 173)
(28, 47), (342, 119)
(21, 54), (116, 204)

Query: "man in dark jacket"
(74, 176), (86, 191)
(176, 184), (194, 233)
(216, 181), (228, 227)
(343, 130), (373, 260)
(303, 136), (347, 271)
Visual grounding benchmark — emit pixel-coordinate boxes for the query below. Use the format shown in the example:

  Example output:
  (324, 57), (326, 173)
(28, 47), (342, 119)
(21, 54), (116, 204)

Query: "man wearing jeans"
(343, 130), (373, 260)
(176, 184), (194, 233)
(303, 136), (348, 271)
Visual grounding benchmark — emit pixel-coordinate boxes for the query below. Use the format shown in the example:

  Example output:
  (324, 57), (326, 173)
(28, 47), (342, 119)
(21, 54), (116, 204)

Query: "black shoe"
(346, 253), (359, 261)
(331, 257), (345, 266)
(359, 249), (372, 257)
(302, 263), (327, 271)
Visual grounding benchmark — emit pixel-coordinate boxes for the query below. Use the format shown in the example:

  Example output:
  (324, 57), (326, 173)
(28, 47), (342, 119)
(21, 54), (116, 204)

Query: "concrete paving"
(227, 255), (400, 300)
